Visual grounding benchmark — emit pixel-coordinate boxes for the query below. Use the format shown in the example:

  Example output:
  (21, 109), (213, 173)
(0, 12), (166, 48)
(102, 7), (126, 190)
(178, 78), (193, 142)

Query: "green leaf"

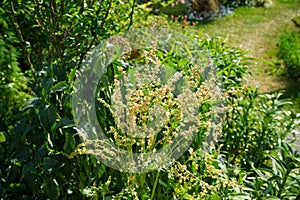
(158, 179), (168, 187)
(209, 193), (221, 200)
(263, 184), (274, 196)
(53, 117), (74, 133)
(63, 132), (76, 154)
(177, 58), (189, 68)
(41, 157), (58, 171)
(39, 105), (57, 130)
(50, 81), (68, 93)
(263, 197), (281, 200)
(44, 178), (60, 200)
(9, 183), (26, 192)
(0, 131), (6, 143)
(182, 193), (193, 199)
(22, 97), (42, 110)
(42, 77), (54, 94)
(21, 161), (35, 180)
(0, 145), (3, 160)
(68, 67), (77, 83)
(229, 193), (252, 199)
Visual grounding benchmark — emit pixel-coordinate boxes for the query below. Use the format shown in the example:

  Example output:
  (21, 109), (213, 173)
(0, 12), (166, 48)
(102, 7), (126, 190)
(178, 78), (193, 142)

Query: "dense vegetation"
(278, 28), (300, 80)
(0, 0), (299, 199)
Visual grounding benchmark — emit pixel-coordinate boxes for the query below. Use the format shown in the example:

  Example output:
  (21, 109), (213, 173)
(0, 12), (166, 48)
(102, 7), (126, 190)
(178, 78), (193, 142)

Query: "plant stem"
(150, 172), (160, 200)
(9, 0), (37, 82)
(278, 168), (291, 197)
(127, 0), (136, 30)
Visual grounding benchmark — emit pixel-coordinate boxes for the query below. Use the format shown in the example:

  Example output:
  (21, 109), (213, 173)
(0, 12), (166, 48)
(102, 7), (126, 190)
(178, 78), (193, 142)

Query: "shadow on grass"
(276, 77), (300, 113)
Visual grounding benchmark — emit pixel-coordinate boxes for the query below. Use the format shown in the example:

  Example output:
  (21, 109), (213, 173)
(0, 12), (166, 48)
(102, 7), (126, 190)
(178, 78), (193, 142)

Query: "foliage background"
(0, 0), (299, 199)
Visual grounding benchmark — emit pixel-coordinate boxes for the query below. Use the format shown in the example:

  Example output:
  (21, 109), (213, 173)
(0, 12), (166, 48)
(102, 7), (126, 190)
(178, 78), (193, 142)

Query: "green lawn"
(187, 0), (300, 112)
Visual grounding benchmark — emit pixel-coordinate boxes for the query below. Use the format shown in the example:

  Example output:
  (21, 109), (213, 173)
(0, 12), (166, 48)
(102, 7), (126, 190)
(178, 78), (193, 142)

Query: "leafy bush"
(200, 37), (249, 89)
(0, 0), (136, 199)
(0, 6), (30, 118)
(244, 141), (300, 199)
(221, 89), (299, 169)
(7, 0), (136, 73)
(278, 30), (300, 80)
(0, 17), (251, 198)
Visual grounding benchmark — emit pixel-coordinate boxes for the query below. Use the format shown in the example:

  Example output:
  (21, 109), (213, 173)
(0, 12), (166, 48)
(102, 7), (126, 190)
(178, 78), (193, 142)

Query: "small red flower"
(191, 21), (196, 25)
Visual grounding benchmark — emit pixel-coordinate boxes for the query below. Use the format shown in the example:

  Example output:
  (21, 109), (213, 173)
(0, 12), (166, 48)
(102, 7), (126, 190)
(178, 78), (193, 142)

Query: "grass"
(196, 0), (300, 93)
(191, 0), (300, 112)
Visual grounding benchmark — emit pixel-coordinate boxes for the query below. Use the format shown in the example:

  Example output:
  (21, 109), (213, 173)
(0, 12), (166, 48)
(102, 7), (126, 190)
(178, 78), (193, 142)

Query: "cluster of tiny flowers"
(105, 55), (184, 153)
(112, 184), (139, 200)
(77, 39), (227, 167)
(74, 25), (231, 175)
(168, 161), (200, 191)
(166, 149), (239, 198)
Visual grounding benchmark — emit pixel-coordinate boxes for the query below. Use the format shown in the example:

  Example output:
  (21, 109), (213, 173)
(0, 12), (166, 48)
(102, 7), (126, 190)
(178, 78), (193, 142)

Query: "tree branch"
(9, 0), (37, 81)
(128, 0), (136, 30)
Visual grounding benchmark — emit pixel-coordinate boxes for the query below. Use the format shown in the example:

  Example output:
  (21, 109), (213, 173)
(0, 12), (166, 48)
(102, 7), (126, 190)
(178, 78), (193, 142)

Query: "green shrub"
(221, 89), (299, 169)
(0, 5), (30, 131)
(278, 30), (300, 80)
(244, 141), (300, 199)
(0, 0), (136, 199)
(200, 37), (250, 90)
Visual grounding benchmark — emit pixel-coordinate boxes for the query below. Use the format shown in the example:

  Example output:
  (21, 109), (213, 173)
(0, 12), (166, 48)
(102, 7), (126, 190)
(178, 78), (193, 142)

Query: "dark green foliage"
(0, 0), (135, 199)
(161, 3), (188, 17)
(0, 64), (107, 199)
(0, 5), (30, 120)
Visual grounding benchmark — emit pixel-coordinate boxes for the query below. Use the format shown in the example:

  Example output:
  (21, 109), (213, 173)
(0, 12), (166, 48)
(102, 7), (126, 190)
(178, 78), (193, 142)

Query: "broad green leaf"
(44, 178), (60, 200)
(41, 157), (58, 171)
(39, 105), (57, 130)
(22, 97), (42, 110)
(63, 132), (76, 154)
(53, 117), (74, 133)
(50, 81), (68, 93)
(0, 131), (6, 143)
(21, 161), (35, 180)
(42, 77), (54, 94)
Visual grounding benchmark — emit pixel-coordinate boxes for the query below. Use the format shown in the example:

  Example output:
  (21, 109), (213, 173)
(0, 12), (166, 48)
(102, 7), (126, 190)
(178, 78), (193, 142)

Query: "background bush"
(278, 30), (300, 80)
